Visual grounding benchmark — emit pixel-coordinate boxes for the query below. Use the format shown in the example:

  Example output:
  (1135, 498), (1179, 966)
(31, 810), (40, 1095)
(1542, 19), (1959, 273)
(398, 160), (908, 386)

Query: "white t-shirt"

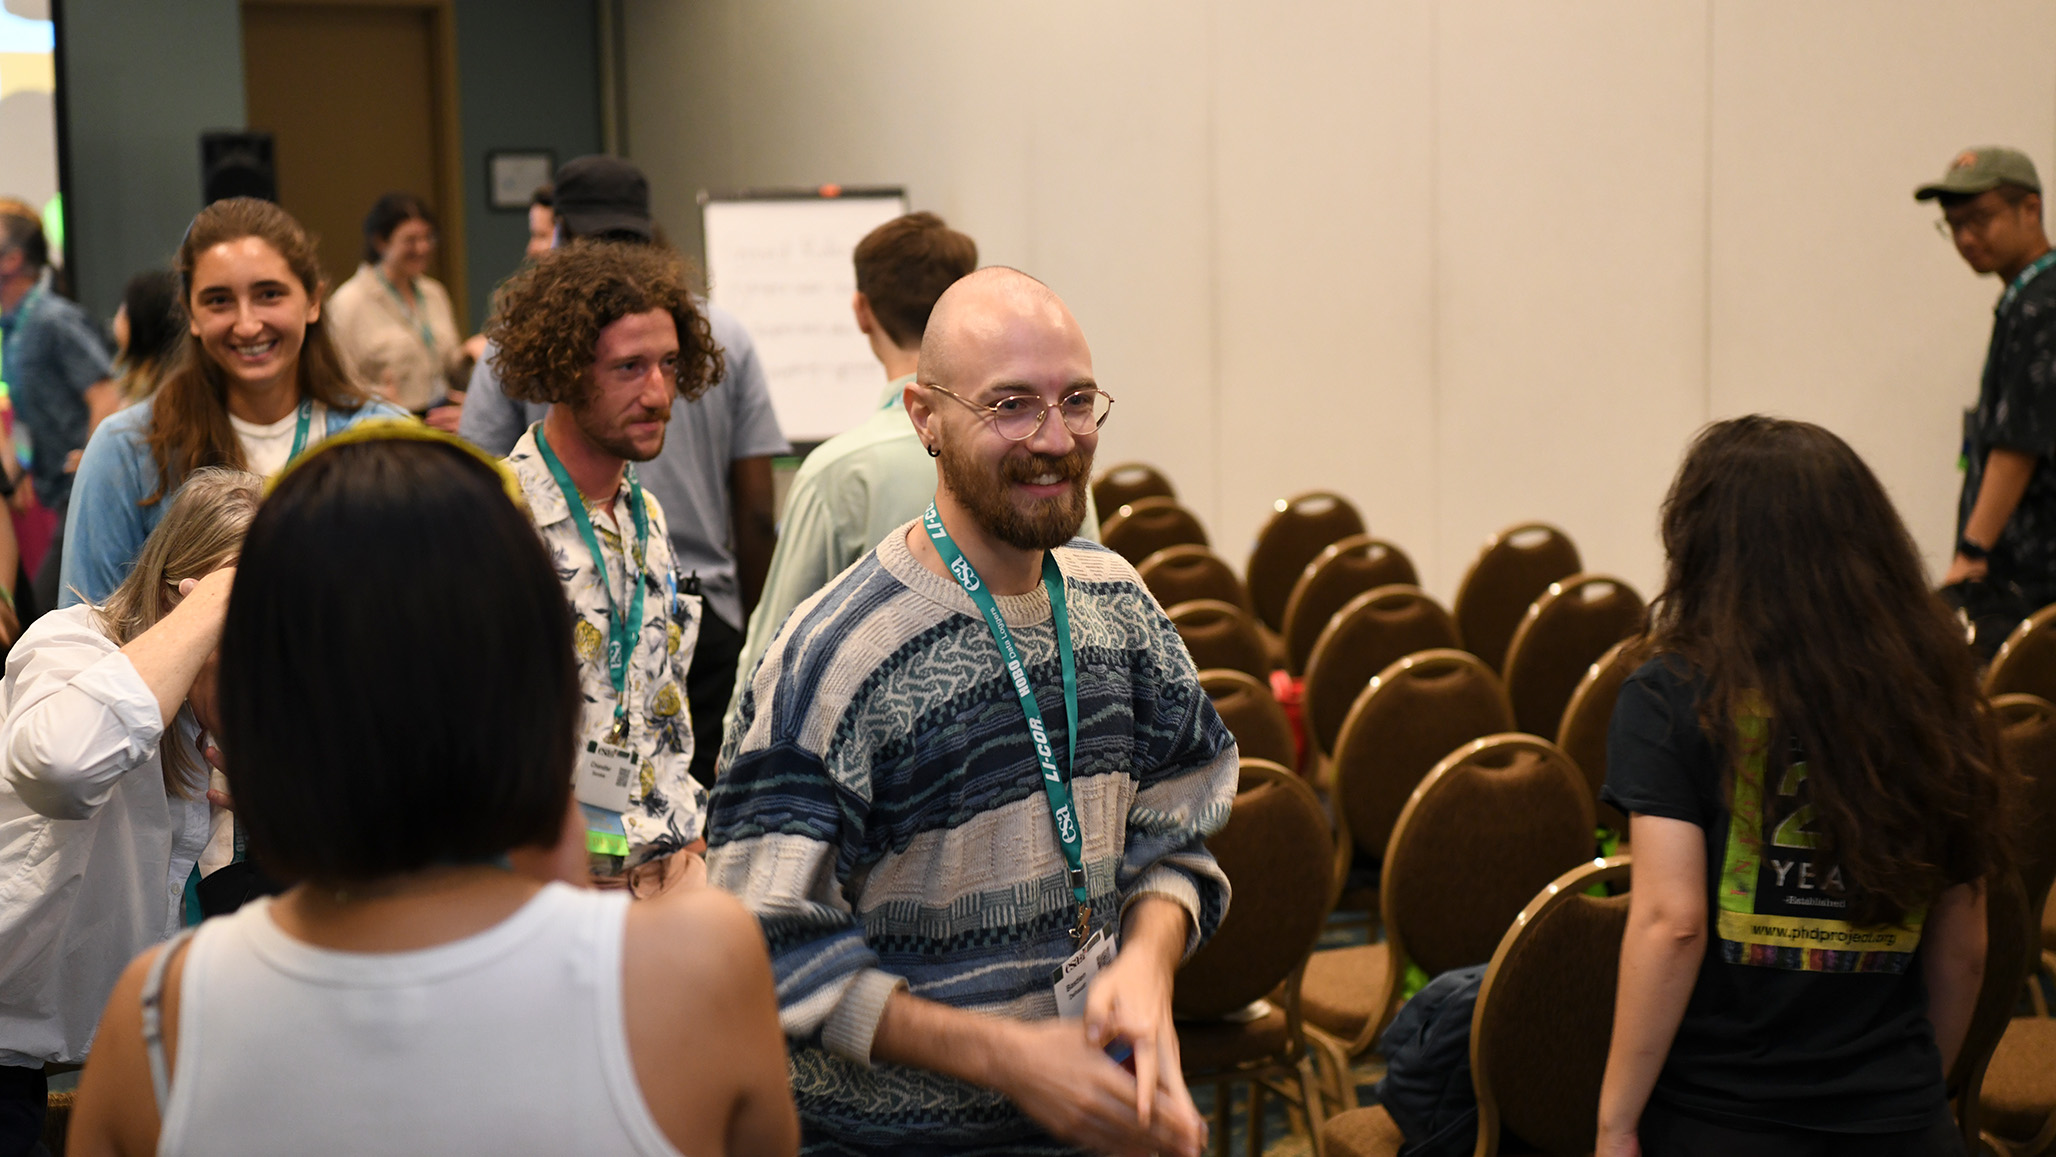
(229, 401), (327, 476)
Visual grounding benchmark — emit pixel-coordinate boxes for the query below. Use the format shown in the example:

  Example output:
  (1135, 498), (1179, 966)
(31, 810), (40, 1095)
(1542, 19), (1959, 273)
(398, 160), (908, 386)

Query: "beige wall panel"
(1436, 1), (1711, 599)
(1210, 0), (1436, 573)
(1012, 5), (1215, 532)
(1709, 0), (2056, 579)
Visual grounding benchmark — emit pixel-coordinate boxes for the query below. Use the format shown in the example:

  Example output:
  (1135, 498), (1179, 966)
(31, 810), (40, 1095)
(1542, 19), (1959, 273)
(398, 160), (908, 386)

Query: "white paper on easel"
(702, 193), (910, 442)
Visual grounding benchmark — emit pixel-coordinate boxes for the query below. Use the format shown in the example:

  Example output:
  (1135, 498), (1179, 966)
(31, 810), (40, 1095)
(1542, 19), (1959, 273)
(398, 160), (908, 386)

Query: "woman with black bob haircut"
(66, 427), (798, 1157)
(1597, 415), (2015, 1157)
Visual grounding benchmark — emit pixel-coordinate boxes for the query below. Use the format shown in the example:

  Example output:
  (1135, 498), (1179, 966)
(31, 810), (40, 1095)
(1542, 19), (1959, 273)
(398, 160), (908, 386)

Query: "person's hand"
(425, 399), (464, 433)
(7, 473), (33, 513)
(1083, 937), (1206, 1155)
(1596, 1125), (1641, 1157)
(989, 1017), (1201, 1157)
(1944, 553), (1989, 585)
(462, 333), (488, 362)
(187, 651), (224, 738)
(175, 567), (237, 626)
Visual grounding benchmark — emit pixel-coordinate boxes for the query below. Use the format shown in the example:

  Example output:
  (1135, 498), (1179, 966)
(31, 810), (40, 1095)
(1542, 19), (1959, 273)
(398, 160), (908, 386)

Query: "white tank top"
(156, 883), (683, 1156)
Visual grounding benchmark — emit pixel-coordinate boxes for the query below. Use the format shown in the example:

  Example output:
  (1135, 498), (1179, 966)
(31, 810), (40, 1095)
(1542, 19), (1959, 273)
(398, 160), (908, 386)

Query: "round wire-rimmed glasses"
(925, 383), (1115, 441)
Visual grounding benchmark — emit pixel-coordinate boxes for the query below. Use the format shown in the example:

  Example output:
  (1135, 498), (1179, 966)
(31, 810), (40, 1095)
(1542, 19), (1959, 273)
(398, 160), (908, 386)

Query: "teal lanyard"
(923, 502), (1090, 941)
(375, 268), (439, 355)
(2000, 251), (2056, 312)
(286, 399), (313, 463)
(536, 424), (648, 742)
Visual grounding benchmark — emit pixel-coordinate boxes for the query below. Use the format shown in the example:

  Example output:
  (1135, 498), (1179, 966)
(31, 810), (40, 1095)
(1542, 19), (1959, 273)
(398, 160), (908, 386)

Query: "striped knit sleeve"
(1105, 586), (1237, 958)
(705, 708), (902, 1063)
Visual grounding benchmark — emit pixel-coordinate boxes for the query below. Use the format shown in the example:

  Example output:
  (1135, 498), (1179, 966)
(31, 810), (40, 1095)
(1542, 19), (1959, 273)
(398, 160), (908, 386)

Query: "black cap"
(552, 155), (652, 241)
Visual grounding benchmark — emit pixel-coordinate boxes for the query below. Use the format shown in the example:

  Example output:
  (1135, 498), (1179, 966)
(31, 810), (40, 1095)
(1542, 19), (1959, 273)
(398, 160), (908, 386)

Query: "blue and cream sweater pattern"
(707, 524), (1236, 1154)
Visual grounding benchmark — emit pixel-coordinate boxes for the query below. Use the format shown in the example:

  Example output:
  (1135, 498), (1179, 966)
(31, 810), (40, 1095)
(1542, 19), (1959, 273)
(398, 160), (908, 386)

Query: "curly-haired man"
(488, 240), (725, 892)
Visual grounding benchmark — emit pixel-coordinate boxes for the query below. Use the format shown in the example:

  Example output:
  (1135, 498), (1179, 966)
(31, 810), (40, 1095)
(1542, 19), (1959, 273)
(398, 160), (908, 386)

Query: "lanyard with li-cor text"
(923, 502), (1090, 941)
(536, 423), (648, 743)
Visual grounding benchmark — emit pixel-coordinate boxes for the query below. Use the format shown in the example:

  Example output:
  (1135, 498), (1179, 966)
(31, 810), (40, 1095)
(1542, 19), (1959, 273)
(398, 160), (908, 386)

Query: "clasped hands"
(995, 939), (1207, 1157)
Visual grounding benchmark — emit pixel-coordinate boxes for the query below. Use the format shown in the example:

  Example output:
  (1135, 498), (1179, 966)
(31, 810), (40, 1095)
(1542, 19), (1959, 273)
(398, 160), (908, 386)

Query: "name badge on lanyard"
(922, 502), (1094, 943)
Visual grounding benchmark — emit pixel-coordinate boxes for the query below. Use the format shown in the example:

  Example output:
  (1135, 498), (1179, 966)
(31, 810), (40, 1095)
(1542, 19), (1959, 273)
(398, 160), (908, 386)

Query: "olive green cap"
(1915, 146), (2041, 201)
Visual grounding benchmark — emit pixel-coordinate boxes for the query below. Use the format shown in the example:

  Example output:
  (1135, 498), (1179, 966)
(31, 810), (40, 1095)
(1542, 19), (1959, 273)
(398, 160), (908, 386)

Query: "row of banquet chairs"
(1105, 462), (2056, 1155)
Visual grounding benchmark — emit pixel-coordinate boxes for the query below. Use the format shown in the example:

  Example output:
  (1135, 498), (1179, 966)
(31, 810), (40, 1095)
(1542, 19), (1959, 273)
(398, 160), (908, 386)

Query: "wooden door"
(241, 0), (467, 326)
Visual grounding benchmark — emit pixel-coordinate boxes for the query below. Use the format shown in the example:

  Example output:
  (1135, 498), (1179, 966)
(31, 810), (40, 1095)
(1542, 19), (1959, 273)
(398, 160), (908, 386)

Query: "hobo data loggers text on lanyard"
(536, 423), (651, 846)
(922, 502), (1093, 942)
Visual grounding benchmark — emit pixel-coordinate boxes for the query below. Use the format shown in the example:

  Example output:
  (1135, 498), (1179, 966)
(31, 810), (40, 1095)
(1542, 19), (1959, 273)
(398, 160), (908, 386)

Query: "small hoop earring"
(926, 444), (940, 458)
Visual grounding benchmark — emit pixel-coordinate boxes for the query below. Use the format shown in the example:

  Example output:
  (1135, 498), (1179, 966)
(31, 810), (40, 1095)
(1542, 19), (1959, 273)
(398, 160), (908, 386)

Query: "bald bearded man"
(708, 268), (1234, 1157)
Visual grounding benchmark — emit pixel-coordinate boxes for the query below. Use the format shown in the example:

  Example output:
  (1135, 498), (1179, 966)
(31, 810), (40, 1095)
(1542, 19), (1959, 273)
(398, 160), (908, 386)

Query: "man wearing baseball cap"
(1917, 146), (2056, 606)
(462, 156), (790, 787)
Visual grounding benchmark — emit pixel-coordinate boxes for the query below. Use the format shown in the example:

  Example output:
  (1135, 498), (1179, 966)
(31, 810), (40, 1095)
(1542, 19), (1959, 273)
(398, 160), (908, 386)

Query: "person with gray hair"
(0, 467), (258, 1153)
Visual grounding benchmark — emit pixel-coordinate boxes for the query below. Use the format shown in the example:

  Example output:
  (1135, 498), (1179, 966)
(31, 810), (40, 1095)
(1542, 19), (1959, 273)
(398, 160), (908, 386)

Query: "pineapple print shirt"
(507, 424), (706, 860)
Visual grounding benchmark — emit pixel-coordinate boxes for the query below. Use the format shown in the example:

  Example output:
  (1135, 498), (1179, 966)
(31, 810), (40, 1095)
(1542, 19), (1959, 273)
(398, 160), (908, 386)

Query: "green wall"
(56, 0), (601, 330)
(58, 0), (246, 322)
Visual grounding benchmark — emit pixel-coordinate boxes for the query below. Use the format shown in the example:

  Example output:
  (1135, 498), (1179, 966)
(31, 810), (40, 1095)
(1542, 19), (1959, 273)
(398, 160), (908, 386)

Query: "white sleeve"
(1, 622), (166, 821)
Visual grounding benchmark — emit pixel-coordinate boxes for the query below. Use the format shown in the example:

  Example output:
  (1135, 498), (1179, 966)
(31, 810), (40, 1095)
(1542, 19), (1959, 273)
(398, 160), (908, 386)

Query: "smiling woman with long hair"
(57, 198), (406, 608)
(1596, 416), (2017, 1157)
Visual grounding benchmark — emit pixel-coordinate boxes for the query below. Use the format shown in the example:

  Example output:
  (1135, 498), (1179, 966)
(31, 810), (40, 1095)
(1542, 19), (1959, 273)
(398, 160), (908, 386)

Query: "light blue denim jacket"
(58, 397), (408, 607)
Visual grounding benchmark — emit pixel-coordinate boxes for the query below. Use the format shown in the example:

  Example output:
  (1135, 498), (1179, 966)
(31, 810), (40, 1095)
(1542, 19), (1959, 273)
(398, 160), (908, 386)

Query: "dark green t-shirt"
(1600, 657), (1947, 1133)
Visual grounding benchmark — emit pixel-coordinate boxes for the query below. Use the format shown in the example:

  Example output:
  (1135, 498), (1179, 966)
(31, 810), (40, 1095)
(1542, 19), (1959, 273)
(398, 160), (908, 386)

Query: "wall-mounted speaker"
(200, 131), (276, 205)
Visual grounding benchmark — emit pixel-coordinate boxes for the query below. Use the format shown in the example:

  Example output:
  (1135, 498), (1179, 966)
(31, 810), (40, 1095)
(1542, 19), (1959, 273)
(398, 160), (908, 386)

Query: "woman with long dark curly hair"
(1597, 415), (2015, 1157)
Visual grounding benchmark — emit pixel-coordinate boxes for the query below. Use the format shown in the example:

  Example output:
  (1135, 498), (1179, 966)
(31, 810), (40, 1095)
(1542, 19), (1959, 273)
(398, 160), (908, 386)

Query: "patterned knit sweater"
(707, 523), (1236, 1155)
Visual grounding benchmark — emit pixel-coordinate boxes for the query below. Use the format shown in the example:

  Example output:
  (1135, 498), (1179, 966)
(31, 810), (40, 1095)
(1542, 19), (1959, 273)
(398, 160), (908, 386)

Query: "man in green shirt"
(724, 213), (979, 735)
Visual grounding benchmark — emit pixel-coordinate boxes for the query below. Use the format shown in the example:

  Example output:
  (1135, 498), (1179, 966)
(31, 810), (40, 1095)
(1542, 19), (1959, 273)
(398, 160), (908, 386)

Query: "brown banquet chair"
(1555, 638), (1637, 832)
(1101, 496), (1208, 565)
(1300, 734), (1596, 1084)
(1247, 491), (1366, 634)
(1169, 599), (1272, 681)
(1200, 668), (1298, 771)
(1453, 522), (1581, 674)
(1502, 574), (1645, 738)
(1091, 461), (1175, 513)
(1321, 856), (1633, 1157)
(1281, 535), (1419, 676)
(1176, 760), (1335, 1154)
(1138, 544), (1250, 615)
(1300, 586), (1460, 760)
(1986, 603), (2056, 707)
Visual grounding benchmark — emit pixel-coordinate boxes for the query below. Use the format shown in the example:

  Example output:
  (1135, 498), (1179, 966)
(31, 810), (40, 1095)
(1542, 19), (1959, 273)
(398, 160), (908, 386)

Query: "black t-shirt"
(1600, 657), (1947, 1133)
(1961, 256), (2056, 608)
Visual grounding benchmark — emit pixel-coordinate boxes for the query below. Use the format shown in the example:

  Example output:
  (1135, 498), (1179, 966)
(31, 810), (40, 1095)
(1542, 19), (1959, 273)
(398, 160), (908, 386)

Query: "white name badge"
(1051, 928), (1118, 1018)
(575, 740), (639, 814)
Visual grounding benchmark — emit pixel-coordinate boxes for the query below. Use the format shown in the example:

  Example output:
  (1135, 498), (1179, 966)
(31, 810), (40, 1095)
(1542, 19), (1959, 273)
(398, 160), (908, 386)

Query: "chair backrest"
(1454, 523), (1582, 673)
(1984, 602), (2056, 703)
(1330, 649), (1513, 865)
(1383, 735), (1597, 982)
(1994, 693), (2056, 914)
(1301, 585), (1460, 757)
(1168, 599), (1271, 681)
(1102, 496), (1209, 565)
(1948, 866), (2033, 1128)
(1472, 857), (1632, 1157)
(1174, 760), (1335, 1018)
(1503, 574), (1645, 738)
(1092, 461), (1175, 513)
(1200, 668), (1297, 769)
(1138, 544), (1249, 614)
(1246, 491), (1367, 632)
(1555, 638), (1637, 831)
(1281, 534), (1419, 675)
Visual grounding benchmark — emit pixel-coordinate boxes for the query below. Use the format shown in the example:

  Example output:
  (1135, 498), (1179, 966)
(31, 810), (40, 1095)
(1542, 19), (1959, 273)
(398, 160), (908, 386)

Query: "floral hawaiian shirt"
(507, 424), (705, 861)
